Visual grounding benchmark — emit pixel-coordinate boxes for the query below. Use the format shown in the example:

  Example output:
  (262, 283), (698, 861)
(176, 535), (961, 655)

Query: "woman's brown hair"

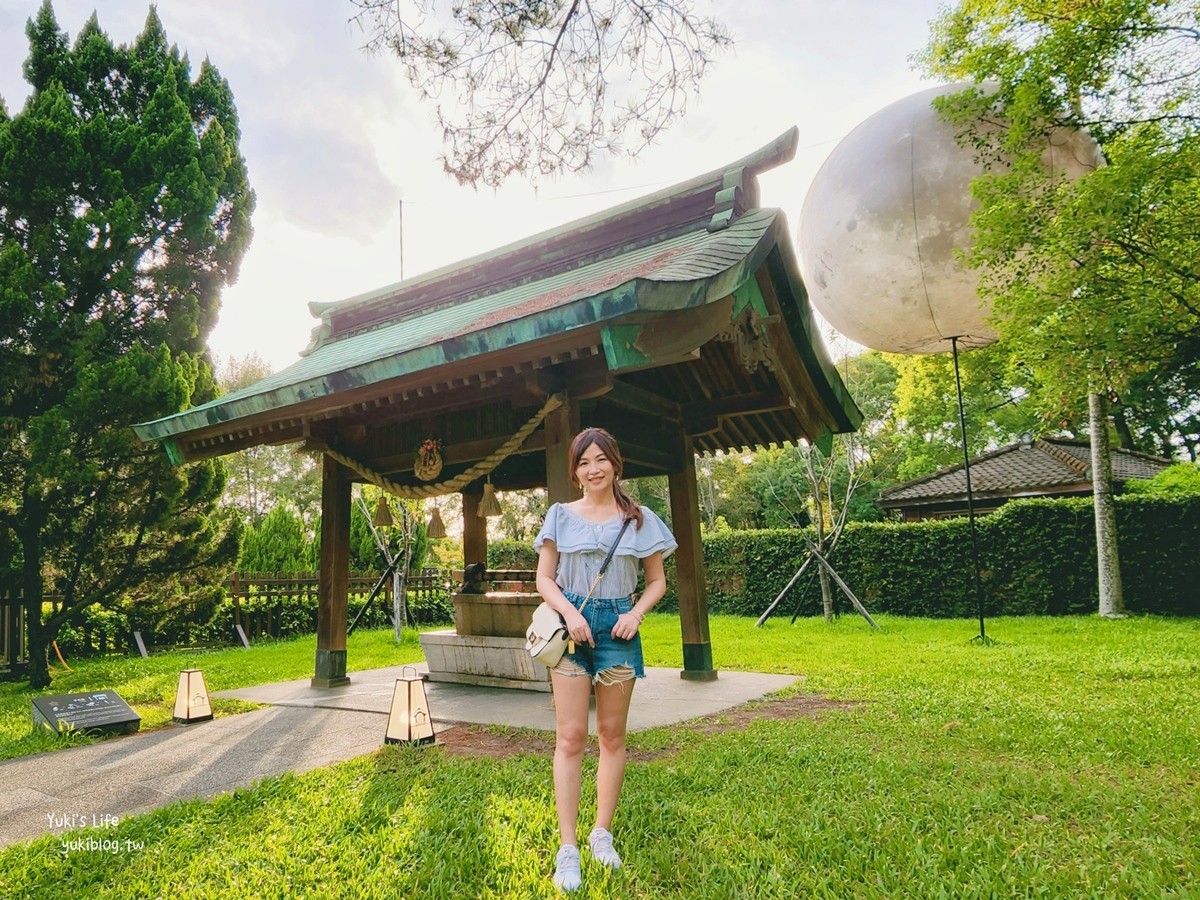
(568, 427), (644, 529)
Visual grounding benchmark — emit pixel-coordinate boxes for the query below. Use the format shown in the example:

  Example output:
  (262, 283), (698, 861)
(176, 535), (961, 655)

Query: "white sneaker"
(554, 844), (582, 892)
(588, 827), (622, 869)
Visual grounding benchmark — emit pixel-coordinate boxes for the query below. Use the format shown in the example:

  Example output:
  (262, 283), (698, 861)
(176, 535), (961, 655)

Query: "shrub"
(1124, 461), (1200, 497)
(488, 540), (538, 570)
(55, 604), (130, 656)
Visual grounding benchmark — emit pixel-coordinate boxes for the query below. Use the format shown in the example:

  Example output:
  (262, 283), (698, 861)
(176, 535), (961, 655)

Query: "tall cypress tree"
(0, 3), (255, 686)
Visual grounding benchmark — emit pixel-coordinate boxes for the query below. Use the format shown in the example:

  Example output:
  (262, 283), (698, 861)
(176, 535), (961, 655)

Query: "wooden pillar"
(462, 490), (487, 566)
(313, 453), (352, 687)
(669, 434), (717, 681)
(544, 397), (581, 505)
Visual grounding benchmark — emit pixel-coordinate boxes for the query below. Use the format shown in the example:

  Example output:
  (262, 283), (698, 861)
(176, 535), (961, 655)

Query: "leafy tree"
(693, 351), (900, 532)
(919, 0), (1200, 448)
(888, 344), (1039, 481)
(218, 354), (320, 526)
(0, 5), (254, 686)
(350, 0), (732, 187)
(350, 490), (431, 638)
(307, 490), (430, 576)
(1114, 335), (1200, 459)
(920, 0), (1200, 616)
(627, 475), (672, 528)
(491, 488), (547, 543)
(350, 498), (381, 572)
(240, 505), (310, 572)
(694, 452), (778, 530)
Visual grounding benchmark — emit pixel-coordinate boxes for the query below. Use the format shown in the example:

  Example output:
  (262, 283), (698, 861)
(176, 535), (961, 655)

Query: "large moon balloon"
(799, 83), (1103, 355)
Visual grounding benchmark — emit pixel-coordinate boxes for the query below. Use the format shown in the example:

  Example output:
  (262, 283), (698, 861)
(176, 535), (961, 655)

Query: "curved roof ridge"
(301, 130), (800, 354)
(1035, 438), (1090, 474)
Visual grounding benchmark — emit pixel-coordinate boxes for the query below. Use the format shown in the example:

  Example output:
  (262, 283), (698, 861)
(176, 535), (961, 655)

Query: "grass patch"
(0, 628), (426, 761)
(1, 615), (1198, 897)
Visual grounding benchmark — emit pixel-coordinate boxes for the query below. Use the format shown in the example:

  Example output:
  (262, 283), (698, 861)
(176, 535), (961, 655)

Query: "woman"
(533, 427), (677, 892)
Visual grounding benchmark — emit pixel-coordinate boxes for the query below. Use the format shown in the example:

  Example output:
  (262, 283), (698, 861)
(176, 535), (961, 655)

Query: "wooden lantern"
(173, 669), (213, 724)
(384, 667), (436, 746)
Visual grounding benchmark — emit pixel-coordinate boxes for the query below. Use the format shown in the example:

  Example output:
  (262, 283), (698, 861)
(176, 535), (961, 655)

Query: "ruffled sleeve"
(532, 503), (563, 554)
(616, 506), (677, 560)
(535, 503), (677, 560)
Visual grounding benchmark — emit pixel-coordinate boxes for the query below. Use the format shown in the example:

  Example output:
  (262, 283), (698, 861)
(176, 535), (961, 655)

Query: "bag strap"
(577, 516), (633, 612)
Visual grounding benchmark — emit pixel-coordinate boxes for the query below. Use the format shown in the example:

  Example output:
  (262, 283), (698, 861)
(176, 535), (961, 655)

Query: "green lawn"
(0, 628), (427, 760)
(1, 614), (1198, 898)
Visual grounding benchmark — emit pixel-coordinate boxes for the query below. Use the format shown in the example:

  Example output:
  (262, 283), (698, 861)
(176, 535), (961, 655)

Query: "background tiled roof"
(878, 439), (1173, 504)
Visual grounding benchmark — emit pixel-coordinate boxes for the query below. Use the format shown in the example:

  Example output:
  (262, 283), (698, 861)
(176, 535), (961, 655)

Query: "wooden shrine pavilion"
(133, 129), (862, 687)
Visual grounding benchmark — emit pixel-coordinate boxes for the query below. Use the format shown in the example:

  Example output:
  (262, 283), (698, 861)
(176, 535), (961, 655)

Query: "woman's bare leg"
(593, 671), (635, 831)
(551, 667), (593, 847)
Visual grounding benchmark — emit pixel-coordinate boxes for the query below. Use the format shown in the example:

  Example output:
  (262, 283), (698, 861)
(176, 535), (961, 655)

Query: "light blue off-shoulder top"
(533, 503), (677, 598)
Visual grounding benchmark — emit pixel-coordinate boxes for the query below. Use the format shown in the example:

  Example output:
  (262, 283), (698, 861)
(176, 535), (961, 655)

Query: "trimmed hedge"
(694, 495), (1199, 618)
(494, 495), (1199, 618)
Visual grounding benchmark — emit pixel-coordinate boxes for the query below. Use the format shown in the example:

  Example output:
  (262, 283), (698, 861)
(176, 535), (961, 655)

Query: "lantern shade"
(478, 481), (502, 518)
(173, 669), (213, 724)
(427, 505), (447, 539)
(385, 668), (436, 745)
(372, 497), (396, 528)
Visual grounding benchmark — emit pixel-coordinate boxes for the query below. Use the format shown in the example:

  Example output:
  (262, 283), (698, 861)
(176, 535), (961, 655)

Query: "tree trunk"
(396, 564), (410, 643)
(817, 561), (834, 621)
(1089, 391), (1125, 617)
(805, 452), (835, 620)
(393, 515), (411, 641)
(1111, 404), (1137, 451)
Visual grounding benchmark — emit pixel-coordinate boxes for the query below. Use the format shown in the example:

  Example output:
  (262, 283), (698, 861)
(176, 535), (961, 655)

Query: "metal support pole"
(349, 557), (400, 635)
(951, 337), (990, 644)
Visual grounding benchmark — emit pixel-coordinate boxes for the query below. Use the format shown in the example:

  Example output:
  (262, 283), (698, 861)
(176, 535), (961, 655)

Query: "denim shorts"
(556, 590), (646, 681)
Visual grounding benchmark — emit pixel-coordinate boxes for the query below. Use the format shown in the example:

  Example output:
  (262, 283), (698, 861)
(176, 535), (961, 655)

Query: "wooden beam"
(683, 391), (792, 438)
(516, 368), (564, 405)
(668, 434), (716, 681)
(618, 439), (679, 473)
(161, 336), (607, 461)
(177, 423), (305, 461)
(684, 391), (791, 423)
(754, 267), (838, 442)
(313, 454), (351, 687)
(462, 491), (487, 566)
(564, 354), (614, 400)
(544, 396), (581, 505)
(605, 380), (683, 421)
(369, 431), (548, 478)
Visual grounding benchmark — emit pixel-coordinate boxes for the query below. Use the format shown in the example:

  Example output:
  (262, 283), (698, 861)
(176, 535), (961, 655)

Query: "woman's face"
(575, 441), (616, 496)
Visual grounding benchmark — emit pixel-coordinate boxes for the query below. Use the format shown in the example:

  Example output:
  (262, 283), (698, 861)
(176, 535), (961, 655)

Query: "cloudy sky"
(0, 0), (947, 372)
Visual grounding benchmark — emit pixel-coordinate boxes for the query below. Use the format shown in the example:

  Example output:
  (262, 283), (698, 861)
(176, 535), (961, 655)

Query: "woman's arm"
(536, 540), (594, 646)
(612, 551), (666, 640)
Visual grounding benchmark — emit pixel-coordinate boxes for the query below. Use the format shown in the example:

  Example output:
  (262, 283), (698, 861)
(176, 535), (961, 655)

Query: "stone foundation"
(452, 591), (542, 638)
(419, 630), (552, 692)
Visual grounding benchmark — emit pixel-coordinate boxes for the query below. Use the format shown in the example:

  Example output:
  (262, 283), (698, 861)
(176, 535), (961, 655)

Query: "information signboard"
(32, 691), (141, 736)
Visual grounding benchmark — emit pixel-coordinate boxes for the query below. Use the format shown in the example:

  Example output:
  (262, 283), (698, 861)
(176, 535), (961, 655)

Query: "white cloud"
(0, 0), (949, 371)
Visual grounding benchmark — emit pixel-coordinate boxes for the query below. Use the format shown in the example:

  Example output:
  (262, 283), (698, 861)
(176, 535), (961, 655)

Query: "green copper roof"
(133, 128), (861, 460)
(134, 209), (781, 443)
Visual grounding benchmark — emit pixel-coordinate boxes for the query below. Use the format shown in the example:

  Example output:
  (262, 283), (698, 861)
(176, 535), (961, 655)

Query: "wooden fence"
(226, 569), (450, 640)
(1, 600), (27, 676)
(1, 571), (452, 661)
